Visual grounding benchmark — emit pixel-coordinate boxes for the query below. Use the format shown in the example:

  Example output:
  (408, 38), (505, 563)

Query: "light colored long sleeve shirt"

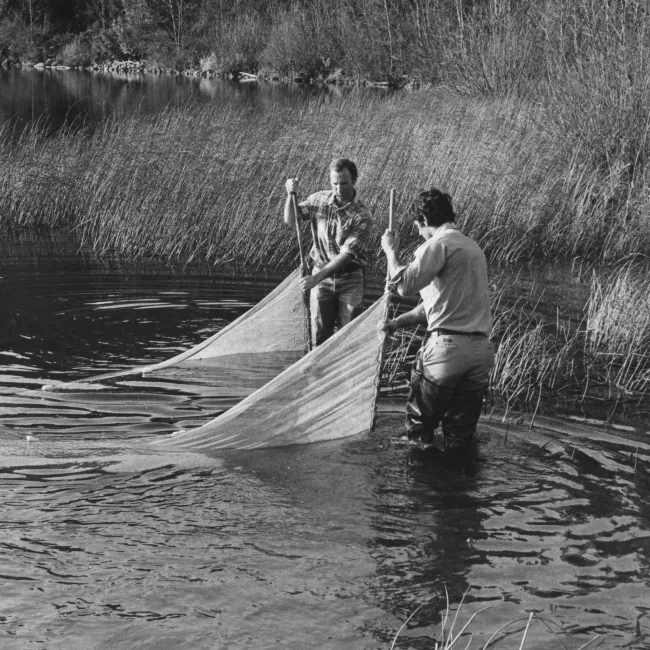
(390, 223), (492, 336)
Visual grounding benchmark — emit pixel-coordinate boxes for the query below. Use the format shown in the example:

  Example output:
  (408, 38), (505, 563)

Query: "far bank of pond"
(0, 65), (384, 135)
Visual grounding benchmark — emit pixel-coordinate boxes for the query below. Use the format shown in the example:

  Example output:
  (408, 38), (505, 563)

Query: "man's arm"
(381, 229), (438, 297)
(300, 204), (370, 292)
(300, 252), (354, 292)
(284, 178), (300, 227)
(380, 303), (427, 333)
(381, 230), (403, 278)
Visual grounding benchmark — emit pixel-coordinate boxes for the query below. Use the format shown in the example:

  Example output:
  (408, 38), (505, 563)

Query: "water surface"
(0, 66), (370, 135)
(1, 236), (649, 649)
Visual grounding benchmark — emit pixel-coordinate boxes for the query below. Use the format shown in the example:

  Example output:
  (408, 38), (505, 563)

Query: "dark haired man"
(380, 188), (494, 448)
(284, 158), (372, 346)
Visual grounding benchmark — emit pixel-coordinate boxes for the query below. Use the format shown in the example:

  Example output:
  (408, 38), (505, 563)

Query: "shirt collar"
(432, 222), (458, 240)
(326, 190), (358, 212)
(416, 222), (459, 252)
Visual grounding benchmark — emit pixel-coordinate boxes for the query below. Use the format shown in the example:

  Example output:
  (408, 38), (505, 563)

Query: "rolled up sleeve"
(339, 214), (372, 263)
(391, 240), (446, 296)
(388, 265), (409, 291)
(296, 199), (311, 221)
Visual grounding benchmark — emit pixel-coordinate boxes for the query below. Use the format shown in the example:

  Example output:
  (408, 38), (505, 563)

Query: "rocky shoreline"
(1, 56), (406, 88)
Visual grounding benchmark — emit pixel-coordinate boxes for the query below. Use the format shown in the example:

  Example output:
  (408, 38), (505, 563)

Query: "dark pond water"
(1, 235), (650, 649)
(0, 66), (378, 136)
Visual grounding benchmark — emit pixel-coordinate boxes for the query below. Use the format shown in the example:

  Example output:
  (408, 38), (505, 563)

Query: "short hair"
(329, 158), (358, 183)
(410, 188), (455, 227)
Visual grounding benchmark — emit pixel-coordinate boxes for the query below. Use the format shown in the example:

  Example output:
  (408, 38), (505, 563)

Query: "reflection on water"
(0, 66), (369, 135)
(1, 236), (650, 649)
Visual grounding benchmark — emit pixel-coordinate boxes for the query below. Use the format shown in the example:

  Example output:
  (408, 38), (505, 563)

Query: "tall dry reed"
(2, 90), (632, 267)
(381, 265), (650, 422)
(586, 264), (650, 398)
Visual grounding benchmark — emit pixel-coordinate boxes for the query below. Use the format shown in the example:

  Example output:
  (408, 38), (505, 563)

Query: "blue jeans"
(406, 331), (494, 447)
(310, 268), (364, 346)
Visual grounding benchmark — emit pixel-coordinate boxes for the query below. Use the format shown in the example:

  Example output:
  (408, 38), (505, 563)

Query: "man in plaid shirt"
(284, 158), (373, 346)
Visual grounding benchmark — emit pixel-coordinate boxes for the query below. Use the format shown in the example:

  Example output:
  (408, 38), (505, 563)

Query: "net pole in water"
(370, 188), (396, 431)
(291, 191), (313, 352)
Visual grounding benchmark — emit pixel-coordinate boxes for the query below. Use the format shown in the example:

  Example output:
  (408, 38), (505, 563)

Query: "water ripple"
(1, 246), (650, 648)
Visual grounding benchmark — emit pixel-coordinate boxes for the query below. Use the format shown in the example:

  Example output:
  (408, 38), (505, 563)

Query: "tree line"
(1, 0), (648, 98)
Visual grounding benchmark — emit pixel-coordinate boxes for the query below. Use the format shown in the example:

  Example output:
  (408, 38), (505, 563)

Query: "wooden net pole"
(370, 188), (396, 431)
(291, 192), (313, 352)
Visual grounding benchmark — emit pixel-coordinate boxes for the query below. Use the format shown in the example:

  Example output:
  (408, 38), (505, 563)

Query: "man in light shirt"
(381, 188), (494, 448)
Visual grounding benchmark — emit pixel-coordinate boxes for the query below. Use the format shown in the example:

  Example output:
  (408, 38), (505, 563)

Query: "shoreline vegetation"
(1, 0), (650, 428)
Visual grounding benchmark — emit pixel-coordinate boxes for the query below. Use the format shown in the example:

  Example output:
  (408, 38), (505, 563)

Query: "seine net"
(154, 294), (389, 451)
(43, 268), (309, 388)
(41, 265), (393, 450)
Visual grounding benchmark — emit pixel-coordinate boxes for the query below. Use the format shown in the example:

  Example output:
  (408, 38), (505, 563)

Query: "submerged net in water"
(155, 294), (389, 450)
(42, 268), (309, 388)
(41, 265), (392, 449)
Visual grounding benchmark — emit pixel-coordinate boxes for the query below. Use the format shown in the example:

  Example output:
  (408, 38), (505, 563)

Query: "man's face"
(413, 218), (427, 239)
(330, 168), (355, 204)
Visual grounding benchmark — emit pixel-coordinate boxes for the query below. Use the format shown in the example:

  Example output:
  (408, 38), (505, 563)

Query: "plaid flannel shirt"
(297, 190), (372, 268)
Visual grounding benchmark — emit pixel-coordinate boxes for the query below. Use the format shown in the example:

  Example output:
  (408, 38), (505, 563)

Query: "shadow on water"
(214, 422), (650, 649)
(1, 234), (650, 648)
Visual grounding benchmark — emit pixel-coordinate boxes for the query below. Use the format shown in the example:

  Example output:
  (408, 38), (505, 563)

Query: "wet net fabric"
(176, 269), (308, 361)
(44, 269), (308, 388)
(155, 295), (389, 450)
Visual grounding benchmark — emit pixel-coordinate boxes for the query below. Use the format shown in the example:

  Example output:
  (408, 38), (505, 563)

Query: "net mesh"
(42, 265), (391, 450)
(182, 268), (309, 361)
(154, 295), (389, 450)
(44, 268), (308, 387)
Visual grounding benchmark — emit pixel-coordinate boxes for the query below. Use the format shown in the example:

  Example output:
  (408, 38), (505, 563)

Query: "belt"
(431, 328), (487, 338)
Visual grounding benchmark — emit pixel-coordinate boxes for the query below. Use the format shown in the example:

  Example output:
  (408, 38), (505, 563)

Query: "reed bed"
(380, 267), (650, 425)
(1, 90), (649, 269)
(586, 263), (650, 399)
(489, 268), (650, 420)
(2, 90), (650, 418)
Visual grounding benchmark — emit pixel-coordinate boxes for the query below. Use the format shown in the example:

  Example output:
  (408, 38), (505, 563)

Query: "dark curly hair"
(410, 189), (455, 227)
